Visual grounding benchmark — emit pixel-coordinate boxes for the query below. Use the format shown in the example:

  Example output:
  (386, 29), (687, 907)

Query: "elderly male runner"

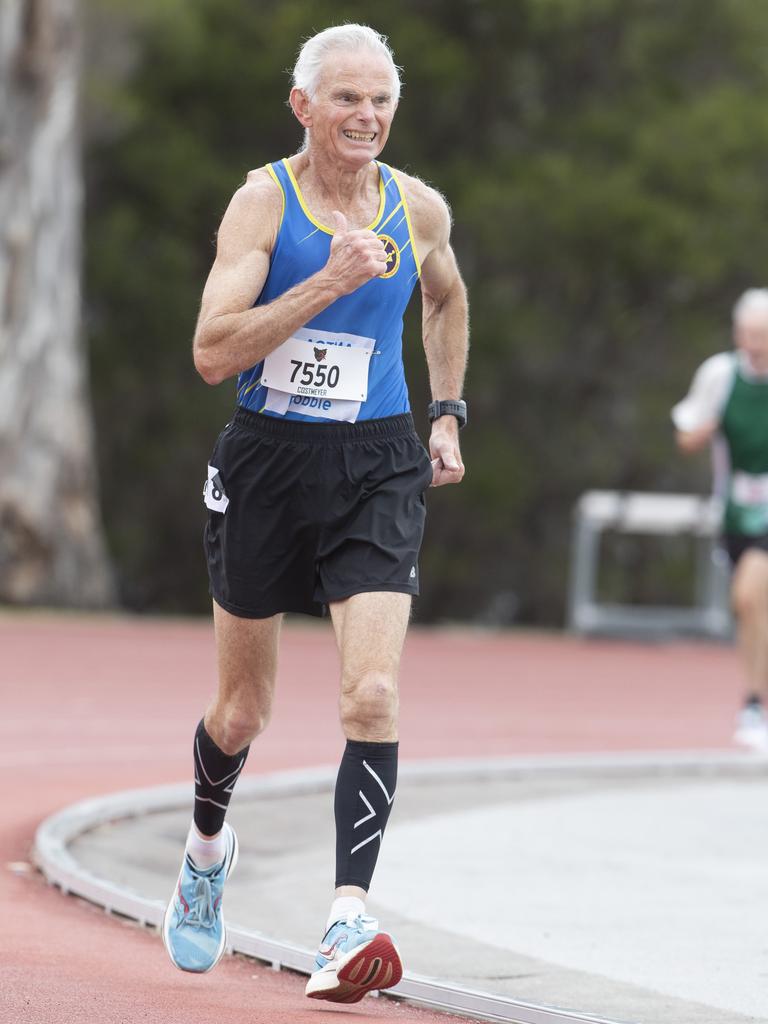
(673, 289), (768, 752)
(162, 24), (469, 1003)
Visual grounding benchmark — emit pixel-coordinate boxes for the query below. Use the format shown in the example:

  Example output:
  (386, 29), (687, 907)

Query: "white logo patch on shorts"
(204, 464), (229, 513)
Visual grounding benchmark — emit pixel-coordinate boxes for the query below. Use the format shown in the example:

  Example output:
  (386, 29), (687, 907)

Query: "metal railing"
(567, 490), (731, 638)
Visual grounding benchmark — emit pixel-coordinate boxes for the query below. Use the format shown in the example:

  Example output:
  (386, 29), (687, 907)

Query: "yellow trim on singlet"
(239, 380), (261, 399)
(376, 198), (404, 234)
(282, 158), (386, 235)
(265, 163), (285, 232)
(389, 167), (422, 278)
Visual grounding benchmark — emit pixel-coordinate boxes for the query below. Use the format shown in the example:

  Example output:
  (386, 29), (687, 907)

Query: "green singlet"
(721, 367), (768, 535)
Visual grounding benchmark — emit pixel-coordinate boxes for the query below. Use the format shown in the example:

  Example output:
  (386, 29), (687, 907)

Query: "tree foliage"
(84, 0), (768, 621)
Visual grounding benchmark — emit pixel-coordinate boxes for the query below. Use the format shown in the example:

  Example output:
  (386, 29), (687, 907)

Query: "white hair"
(292, 24), (402, 101)
(733, 288), (768, 324)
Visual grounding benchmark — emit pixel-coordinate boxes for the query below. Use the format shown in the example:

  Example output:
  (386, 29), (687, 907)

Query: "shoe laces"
(183, 875), (216, 929)
(345, 912), (379, 932)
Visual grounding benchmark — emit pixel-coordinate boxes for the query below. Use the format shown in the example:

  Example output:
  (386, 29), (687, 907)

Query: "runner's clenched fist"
(325, 211), (389, 294)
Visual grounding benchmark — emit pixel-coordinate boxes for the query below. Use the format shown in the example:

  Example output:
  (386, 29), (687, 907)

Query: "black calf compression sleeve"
(193, 719), (249, 836)
(334, 739), (398, 891)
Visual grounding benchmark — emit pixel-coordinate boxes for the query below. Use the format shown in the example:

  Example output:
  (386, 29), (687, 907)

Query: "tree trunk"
(0, 0), (114, 606)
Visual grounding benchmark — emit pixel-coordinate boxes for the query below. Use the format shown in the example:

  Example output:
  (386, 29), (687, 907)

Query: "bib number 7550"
(262, 331), (373, 401)
(290, 359), (341, 390)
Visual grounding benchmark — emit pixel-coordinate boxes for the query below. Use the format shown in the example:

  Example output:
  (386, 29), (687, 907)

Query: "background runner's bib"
(721, 366), (768, 535)
(236, 158), (421, 423)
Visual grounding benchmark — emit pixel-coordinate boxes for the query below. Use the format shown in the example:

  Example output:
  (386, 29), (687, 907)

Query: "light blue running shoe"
(305, 912), (403, 1003)
(162, 822), (238, 973)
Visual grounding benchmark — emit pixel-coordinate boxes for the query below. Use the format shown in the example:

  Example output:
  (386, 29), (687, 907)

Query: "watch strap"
(428, 399), (467, 428)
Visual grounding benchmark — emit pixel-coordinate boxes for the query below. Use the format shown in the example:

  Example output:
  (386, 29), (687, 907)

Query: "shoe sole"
(734, 728), (768, 751)
(305, 933), (403, 1003)
(161, 824), (239, 974)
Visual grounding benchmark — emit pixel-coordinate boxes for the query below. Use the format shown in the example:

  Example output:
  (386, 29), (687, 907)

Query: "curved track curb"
(33, 751), (767, 1024)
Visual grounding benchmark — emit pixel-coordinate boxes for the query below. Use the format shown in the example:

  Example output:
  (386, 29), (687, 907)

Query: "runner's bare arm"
(193, 171), (387, 385)
(676, 424), (718, 454)
(405, 176), (469, 487)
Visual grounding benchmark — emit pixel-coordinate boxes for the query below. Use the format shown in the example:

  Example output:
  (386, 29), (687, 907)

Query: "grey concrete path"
(69, 762), (768, 1024)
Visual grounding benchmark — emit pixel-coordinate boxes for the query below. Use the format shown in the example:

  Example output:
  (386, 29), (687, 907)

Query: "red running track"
(0, 612), (744, 1024)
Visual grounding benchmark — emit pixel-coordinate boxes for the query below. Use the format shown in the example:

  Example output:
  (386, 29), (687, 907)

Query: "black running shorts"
(203, 408), (434, 618)
(723, 532), (768, 567)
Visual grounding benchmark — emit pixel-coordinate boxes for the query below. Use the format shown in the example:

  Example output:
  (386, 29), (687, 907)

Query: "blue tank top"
(236, 158), (421, 422)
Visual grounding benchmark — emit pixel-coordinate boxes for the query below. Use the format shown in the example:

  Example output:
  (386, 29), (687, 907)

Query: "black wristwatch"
(428, 399), (467, 429)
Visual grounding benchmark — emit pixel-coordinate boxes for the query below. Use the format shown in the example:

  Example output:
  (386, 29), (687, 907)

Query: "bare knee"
(206, 693), (272, 754)
(340, 671), (399, 741)
(732, 577), (768, 622)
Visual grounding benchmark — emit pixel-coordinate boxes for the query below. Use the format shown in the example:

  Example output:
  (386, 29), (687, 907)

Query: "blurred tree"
(0, 0), (113, 606)
(83, 0), (768, 623)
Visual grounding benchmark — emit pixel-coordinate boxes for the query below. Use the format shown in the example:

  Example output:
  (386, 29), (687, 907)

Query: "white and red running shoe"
(304, 912), (403, 1003)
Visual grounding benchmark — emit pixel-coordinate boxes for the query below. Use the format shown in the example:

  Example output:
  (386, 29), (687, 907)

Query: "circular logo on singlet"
(378, 234), (400, 279)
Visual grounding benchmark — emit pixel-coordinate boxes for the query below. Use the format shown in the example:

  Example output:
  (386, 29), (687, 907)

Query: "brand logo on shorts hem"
(409, 566), (416, 579)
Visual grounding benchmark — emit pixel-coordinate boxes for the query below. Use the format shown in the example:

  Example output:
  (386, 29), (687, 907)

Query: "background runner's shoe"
(304, 913), (403, 1003)
(162, 822), (238, 973)
(734, 702), (768, 752)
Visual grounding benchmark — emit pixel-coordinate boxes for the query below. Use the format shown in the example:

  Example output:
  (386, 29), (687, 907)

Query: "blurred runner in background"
(673, 288), (768, 751)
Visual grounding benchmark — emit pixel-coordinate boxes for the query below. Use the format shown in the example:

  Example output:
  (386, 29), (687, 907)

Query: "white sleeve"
(671, 352), (734, 432)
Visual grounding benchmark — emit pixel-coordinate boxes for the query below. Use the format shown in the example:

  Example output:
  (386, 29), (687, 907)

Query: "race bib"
(731, 471), (768, 507)
(262, 328), (374, 403)
(264, 389), (365, 423)
(203, 464), (229, 513)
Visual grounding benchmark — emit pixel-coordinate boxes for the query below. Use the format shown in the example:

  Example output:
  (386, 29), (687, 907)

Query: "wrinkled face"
(292, 49), (398, 167)
(735, 312), (768, 373)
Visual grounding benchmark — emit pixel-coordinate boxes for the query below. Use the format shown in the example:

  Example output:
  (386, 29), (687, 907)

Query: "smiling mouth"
(343, 130), (376, 142)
